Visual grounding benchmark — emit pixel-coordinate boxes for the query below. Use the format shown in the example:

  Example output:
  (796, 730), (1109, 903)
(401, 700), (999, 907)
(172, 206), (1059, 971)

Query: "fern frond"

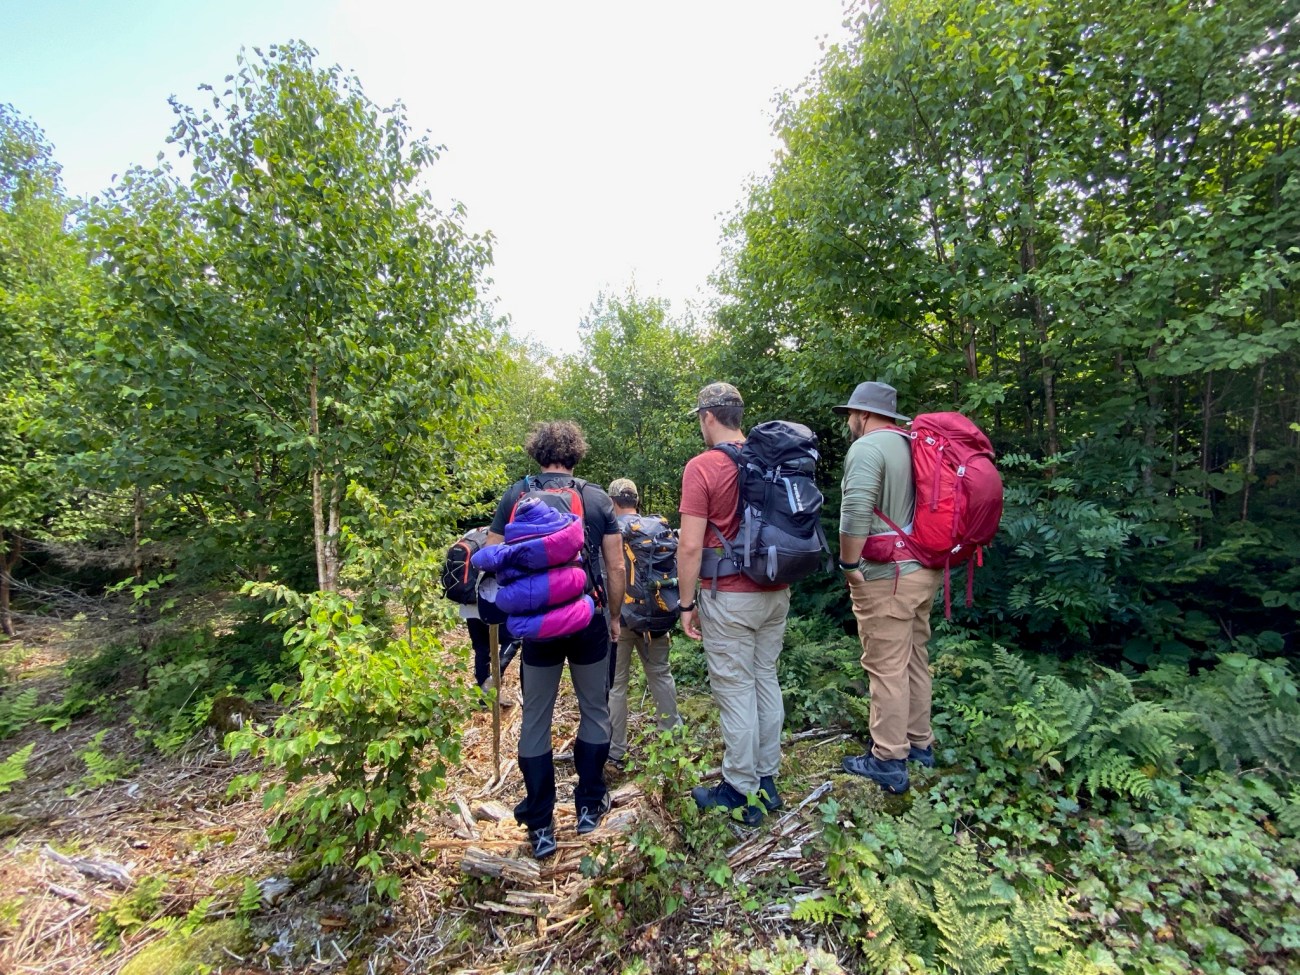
(1262, 786), (1300, 837)
(843, 871), (910, 974)
(985, 646), (1040, 699)
(1007, 895), (1103, 975)
(931, 871), (1009, 975)
(791, 892), (852, 925)
(1080, 752), (1153, 801)
(0, 687), (40, 739)
(1040, 678), (1093, 761)
(0, 743), (35, 794)
(1240, 710), (1300, 773)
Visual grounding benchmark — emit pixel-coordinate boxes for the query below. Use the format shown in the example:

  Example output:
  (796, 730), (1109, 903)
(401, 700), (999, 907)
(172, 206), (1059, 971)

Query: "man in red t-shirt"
(678, 382), (790, 826)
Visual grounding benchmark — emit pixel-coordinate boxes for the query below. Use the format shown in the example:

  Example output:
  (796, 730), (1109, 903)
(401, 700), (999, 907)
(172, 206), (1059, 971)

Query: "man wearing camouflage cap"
(606, 478), (682, 770)
(676, 382), (790, 826)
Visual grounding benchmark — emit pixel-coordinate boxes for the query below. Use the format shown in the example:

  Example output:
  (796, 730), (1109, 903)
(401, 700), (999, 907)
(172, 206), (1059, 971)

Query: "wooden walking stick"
(489, 622), (502, 780)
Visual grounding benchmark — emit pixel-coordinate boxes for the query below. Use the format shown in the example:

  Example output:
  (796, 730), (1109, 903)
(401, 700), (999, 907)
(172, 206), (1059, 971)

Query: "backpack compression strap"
(698, 442), (746, 586)
(513, 474), (608, 608)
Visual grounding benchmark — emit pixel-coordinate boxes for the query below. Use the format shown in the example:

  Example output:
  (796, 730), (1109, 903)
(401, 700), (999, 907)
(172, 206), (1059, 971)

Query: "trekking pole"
(489, 622), (501, 781)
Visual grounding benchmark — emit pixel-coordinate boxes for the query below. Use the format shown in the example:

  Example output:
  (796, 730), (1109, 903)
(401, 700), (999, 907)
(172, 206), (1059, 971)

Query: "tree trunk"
(310, 362), (330, 592)
(1019, 153), (1058, 456)
(963, 328), (979, 381)
(1169, 377), (1182, 486)
(1241, 362), (1265, 523)
(0, 529), (20, 638)
(1198, 372), (1214, 549)
(1143, 344), (1161, 493)
(132, 485), (145, 581)
(324, 470), (342, 592)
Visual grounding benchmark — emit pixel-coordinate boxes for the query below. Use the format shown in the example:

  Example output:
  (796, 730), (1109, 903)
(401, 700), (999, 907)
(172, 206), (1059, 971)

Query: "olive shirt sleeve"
(839, 436), (887, 539)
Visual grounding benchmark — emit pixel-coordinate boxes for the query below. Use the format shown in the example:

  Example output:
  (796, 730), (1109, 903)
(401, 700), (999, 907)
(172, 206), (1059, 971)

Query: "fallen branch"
(473, 800), (514, 823)
(47, 884), (89, 906)
(787, 728), (854, 744)
(453, 795), (480, 840)
(41, 845), (133, 890)
(479, 759), (518, 797)
(726, 780), (832, 864)
(462, 846), (541, 883)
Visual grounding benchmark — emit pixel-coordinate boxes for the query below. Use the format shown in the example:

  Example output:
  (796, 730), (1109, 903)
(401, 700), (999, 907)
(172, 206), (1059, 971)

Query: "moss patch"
(120, 919), (251, 975)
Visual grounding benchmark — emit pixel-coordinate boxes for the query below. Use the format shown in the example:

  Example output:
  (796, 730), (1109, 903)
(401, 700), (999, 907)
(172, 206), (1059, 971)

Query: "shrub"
(227, 585), (472, 898)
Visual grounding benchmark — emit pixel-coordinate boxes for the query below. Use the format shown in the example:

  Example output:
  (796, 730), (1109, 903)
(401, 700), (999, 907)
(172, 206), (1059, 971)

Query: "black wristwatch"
(678, 599), (697, 613)
(838, 557), (865, 572)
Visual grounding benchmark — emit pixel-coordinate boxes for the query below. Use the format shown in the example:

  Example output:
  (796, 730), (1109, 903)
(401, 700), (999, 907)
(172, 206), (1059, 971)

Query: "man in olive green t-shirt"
(833, 382), (942, 795)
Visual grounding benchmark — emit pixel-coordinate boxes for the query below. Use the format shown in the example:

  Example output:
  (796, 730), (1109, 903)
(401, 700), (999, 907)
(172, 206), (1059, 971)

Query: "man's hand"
(679, 606), (701, 640)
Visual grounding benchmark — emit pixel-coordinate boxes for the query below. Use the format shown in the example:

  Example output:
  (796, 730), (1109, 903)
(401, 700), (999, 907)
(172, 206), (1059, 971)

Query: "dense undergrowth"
(772, 622), (1300, 974)
(3, 588), (1300, 973)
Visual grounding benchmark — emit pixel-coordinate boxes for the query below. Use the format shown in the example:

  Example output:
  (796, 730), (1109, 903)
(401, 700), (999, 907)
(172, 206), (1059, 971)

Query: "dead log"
(610, 782), (643, 806)
(453, 795), (480, 840)
(473, 800), (514, 823)
(461, 846), (541, 883)
(726, 780), (832, 864)
(47, 884), (89, 905)
(258, 876), (293, 907)
(42, 844), (133, 890)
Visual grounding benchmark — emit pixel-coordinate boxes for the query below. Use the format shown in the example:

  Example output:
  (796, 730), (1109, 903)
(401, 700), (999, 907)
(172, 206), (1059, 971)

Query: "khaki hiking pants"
(608, 627), (682, 761)
(698, 587), (791, 796)
(847, 567), (941, 761)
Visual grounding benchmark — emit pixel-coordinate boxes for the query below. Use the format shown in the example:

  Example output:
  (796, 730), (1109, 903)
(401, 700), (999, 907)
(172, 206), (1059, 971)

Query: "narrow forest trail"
(0, 622), (853, 974)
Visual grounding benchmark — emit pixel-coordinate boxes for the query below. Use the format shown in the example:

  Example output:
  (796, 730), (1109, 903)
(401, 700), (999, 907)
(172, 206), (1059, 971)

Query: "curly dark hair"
(525, 421), (589, 469)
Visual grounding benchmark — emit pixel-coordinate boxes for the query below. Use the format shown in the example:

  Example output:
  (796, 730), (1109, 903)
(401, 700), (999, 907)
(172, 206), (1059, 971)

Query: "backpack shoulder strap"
(865, 426), (910, 441)
(711, 442), (743, 464)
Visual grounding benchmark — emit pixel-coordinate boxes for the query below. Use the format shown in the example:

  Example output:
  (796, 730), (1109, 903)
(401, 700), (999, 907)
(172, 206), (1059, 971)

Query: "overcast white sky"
(3, 0), (853, 353)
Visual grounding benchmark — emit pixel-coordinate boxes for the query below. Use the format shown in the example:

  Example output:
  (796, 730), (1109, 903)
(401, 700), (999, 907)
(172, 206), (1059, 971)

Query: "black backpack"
(703, 420), (831, 585)
(619, 514), (679, 634)
(440, 527), (489, 604)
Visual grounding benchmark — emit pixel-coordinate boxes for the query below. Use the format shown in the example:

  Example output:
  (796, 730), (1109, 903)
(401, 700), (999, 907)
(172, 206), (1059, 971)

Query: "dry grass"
(0, 621), (846, 975)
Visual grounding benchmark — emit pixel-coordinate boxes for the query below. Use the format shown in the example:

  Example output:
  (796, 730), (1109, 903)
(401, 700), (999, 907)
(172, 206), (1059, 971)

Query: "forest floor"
(0, 620), (860, 975)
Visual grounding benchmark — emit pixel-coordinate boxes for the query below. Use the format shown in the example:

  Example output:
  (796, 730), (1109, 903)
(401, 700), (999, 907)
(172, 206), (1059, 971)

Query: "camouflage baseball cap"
(608, 478), (639, 504)
(690, 381), (744, 416)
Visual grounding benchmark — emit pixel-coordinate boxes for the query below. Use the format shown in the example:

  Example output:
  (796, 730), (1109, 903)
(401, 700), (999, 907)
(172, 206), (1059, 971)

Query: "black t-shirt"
(489, 473), (620, 566)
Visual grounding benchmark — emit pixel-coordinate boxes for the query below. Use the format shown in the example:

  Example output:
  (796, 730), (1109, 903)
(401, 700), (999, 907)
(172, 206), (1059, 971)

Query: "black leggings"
(468, 617), (517, 687)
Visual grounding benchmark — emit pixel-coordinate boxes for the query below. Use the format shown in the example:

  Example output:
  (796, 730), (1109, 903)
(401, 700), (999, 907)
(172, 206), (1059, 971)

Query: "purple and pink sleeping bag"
(471, 496), (595, 640)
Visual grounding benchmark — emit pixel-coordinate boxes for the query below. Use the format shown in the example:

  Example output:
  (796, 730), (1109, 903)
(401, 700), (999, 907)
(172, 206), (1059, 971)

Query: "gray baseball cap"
(831, 381), (911, 422)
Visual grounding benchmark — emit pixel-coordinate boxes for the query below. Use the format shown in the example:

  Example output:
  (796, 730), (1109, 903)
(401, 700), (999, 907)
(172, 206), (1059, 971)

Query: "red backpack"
(862, 413), (1003, 616)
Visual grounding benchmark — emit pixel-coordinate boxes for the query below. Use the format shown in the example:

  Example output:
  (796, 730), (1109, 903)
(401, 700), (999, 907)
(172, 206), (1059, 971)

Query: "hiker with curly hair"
(482, 421), (625, 859)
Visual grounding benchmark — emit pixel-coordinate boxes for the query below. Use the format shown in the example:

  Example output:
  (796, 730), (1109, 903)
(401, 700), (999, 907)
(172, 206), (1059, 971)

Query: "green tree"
(557, 290), (703, 516)
(80, 43), (499, 591)
(0, 105), (91, 635)
(716, 0), (1300, 654)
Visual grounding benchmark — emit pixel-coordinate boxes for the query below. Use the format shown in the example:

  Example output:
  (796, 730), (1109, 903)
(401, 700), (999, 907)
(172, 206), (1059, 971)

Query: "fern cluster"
(1144, 653), (1300, 782)
(68, 729), (139, 795)
(0, 742), (34, 795)
(800, 796), (1101, 974)
(954, 646), (1185, 803)
(775, 615), (870, 731)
